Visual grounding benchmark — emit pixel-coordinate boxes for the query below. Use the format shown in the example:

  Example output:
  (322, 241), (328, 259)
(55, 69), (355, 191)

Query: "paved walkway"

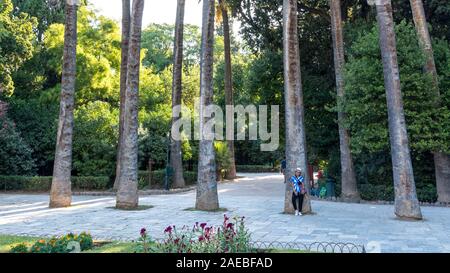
(1, 173), (450, 253)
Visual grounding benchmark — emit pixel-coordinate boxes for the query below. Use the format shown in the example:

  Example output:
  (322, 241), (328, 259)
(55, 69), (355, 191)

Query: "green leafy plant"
(214, 141), (231, 181)
(9, 243), (29, 253)
(12, 232), (94, 253)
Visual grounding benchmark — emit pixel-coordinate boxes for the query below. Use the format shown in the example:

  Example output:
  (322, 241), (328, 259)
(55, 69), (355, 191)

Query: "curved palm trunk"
(374, 0), (422, 219)
(409, 0), (450, 203)
(49, 0), (79, 208)
(195, 0), (219, 211)
(116, 0), (145, 209)
(329, 0), (360, 202)
(219, 0), (237, 180)
(170, 0), (186, 189)
(283, 0), (311, 214)
(114, 0), (131, 191)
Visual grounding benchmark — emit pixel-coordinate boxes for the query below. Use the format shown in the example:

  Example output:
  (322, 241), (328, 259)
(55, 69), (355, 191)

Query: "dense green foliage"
(0, 0), (36, 96)
(0, 116), (36, 175)
(344, 21), (450, 193)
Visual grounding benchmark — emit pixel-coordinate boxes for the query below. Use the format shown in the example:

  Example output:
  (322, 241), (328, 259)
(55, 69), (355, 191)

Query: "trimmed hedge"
(236, 165), (277, 173)
(138, 170), (197, 189)
(0, 176), (109, 192)
(357, 183), (437, 203)
(0, 170), (198, 192)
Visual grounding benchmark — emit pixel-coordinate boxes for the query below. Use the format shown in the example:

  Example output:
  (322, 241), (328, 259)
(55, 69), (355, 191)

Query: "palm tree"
(170, 0), (186, 189)
(217, 0), (237, 180)
(195, 0), (219, 211)
(372, 0), (422, 219)
(283, 0), (311, 214)
(49, 0), (80, 208)
(116, 0), (145, 209)
(409, 0), (450, 203)
(113, 0), (131, 191)
(329, 0), (360, 202)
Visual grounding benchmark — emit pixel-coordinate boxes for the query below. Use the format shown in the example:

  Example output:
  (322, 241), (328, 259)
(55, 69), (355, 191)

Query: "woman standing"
(290, 168), (305, 216)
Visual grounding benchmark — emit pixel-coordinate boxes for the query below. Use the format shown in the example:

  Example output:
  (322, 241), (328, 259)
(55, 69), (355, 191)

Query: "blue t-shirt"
(290, 175), (304, 193)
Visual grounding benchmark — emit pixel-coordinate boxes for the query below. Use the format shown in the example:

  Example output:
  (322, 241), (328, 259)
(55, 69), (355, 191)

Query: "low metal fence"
(250, 241), (366, 253)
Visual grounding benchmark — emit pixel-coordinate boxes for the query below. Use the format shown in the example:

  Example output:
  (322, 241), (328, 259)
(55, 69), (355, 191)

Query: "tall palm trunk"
(283, 0), (311, 214)
(196, 0), (219, 211)
(409, 0), (450, 203)
(170, 0), (186, 189)
(116, 0), (145, 209)
(114, 0), (131, 191)
(49, 0), (79, 208)
(329, 0), (360, 202)
(373, 0), (422, 219)
(219, 0), (237, 180)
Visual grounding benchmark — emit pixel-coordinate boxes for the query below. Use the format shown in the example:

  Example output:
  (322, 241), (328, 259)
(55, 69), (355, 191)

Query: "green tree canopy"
(0, 0), (36, 96)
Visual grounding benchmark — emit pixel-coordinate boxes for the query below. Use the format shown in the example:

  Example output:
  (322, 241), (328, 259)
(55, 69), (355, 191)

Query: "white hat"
(295, 168), (302, 172)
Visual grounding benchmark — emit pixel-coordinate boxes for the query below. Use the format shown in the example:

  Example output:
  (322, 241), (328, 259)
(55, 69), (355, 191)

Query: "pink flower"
(199, 235), (205, 242)
(200, 223), (207, 229)
(227, 223), (234, 230)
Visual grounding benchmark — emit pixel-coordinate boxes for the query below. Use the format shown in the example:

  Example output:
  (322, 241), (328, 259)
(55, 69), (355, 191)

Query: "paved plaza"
(1, 173), (450, 253)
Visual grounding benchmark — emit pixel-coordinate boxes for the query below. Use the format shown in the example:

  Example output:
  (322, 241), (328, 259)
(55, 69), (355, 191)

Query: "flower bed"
(139, 214), (253, 253)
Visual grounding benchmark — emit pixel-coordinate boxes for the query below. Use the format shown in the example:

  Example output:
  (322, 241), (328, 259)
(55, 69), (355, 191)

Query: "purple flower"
(227, 223), (234, 230)
(200, 223), (207, 229)
(140, 228), (147, 236)
(164, 226), (173, 233)
(199, 235), (205, 242)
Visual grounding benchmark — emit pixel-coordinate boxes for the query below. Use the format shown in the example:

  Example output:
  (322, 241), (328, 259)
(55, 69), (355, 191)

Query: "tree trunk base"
(225, 173), (237, 180)
(172, 176), (186, 189)
(395, 200), (423, 220)
(116, 202), (139, 210)
(301, 194), (312, 214)
(49, 182), (72, 208)
(195, 203), (220, 211)
(49, 196), (72, 208)
(342, 193), (361, 203)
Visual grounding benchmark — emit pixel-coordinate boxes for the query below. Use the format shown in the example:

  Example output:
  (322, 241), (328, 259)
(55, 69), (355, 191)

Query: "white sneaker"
(295, 210), (299, 216)
(298, 212), (303, 216)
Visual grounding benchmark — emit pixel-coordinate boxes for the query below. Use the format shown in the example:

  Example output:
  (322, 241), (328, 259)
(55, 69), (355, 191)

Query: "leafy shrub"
(0, 176), (109, 191)
(214, 141), (231, 181)
(359, 184), (395, 201)
(0, 116), (36, 175)
(138, 170), (197, 189)
(9, 243), (29, 253)
(72, 176), (110, 190)
(416, 184), (437, 203)
(12, 232), (94, 253)
(151, 215), (253, 253)
(358, 183), (437, 203)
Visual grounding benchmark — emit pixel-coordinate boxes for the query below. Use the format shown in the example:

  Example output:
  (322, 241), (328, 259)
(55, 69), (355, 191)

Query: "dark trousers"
(292, 192), (304, 212)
